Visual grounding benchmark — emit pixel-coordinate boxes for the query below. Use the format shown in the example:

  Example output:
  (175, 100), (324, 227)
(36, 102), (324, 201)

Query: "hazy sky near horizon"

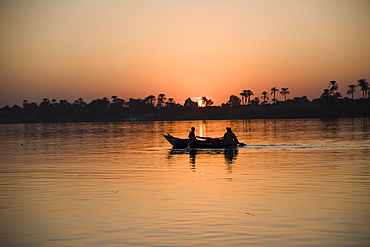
(1, 0), (369, 107)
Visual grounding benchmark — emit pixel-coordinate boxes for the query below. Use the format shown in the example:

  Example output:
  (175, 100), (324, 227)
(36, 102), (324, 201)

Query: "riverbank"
(1, 98), (369, 124)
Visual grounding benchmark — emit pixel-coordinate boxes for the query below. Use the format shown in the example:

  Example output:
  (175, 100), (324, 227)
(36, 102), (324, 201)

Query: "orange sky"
(1, 0), (369, 107)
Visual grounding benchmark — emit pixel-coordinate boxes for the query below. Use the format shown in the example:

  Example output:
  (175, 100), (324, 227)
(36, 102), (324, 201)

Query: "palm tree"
(329, 81), (338, 96)
(358, 78), (369, 99)
(245, 90), (254, 105)
(347, 84), (357, 99)
(156, 94), (166, 108)
(261, 91), (269, 105)
(280, 88), (290, 101)
(164, 98), (175, 108)
(270, 87), (279, 104)
(144, 95), (156, 106)
(240, 90), (247, 105)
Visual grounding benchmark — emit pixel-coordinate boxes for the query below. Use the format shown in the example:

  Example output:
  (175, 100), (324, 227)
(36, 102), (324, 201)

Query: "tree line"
(226, 78), (369, 107)
(0, 78), (369, 123)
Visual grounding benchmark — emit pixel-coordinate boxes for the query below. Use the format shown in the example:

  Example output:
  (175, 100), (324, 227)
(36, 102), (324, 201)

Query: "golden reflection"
(166, 148), (238, 168)
(224, 149), (238, 164)
(199, 121), (206, 137)
(2, 119), (370, 246)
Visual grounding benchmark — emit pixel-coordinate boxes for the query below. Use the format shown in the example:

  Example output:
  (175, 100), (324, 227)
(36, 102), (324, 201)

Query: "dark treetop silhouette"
(1, 79), (369, 123)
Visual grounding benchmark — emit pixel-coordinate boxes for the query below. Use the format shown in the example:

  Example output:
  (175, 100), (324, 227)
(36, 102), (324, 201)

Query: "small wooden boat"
(163, 133), (245, 149)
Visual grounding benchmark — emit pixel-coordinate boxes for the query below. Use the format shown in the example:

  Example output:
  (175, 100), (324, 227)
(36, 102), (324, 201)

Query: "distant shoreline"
(1, 97), (369, 124)
(1, 114), (369, 125)
(1, 116), (369, 125)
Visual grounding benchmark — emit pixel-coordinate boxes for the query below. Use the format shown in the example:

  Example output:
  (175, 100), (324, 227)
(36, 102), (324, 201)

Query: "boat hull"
(163, 134), (241, 149)
(163, 134), (190, 148)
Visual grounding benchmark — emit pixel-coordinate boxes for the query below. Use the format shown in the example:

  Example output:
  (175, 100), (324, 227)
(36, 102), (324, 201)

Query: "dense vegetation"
(1, 79), (369, 123)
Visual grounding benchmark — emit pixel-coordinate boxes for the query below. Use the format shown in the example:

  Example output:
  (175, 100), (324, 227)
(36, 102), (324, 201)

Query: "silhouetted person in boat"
(223, 127), (239, 146)
(188, 127), (196, 142)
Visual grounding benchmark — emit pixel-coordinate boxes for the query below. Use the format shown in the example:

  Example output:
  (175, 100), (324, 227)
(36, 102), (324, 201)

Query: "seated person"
(188, 127), (196, 142)
(223, 127), (239, 146)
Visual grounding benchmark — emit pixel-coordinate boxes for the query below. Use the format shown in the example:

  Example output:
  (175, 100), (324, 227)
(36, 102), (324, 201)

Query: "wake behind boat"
(163, 133), (246, 149)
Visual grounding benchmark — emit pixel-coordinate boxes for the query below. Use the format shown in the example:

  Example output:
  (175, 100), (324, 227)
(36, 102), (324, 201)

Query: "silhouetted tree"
(261, 91), (269, 105)
(3, 82), (370, 123)
(127, 98), (143, 116)
(329, 81), (338, 96)
(184, 98), (198, 108)
(321, 89), (330, 99)
(59, 100), (71, 109)
(165, 98), (176, 108)
(270, 87), (279, 103)
(358, 78), (369, 99)
(37, 98), (57, 120)
(87, 97), (110, 120)
(334, 92), (342, 99)
(40, 98), (50, 108)
(51, 99), (57, 106)
(144, 95), (156, 106)
(280, 88), (290, 101)
(156, 94), (166, 108)
(240, 90), (247, 105)
(201, 96), (213, 107)
(23, 100), (38, 118)
(74, 98), (86, 107)
(70, 98), (86, 118)
(239, 90), (253, 105)
(347, 84), (357, 99)
(228, 95), (241, 107)
(245, 90), (254, 105)
(107, 97), (126, 120)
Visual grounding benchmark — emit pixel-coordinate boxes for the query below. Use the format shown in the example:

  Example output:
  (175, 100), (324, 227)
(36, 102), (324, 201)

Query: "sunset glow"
(0, 0), (369, 107)
(198, 99), (206, 108)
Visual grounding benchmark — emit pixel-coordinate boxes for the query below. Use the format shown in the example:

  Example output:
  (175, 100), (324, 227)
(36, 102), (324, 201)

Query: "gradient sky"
(1, 0), (369, 107)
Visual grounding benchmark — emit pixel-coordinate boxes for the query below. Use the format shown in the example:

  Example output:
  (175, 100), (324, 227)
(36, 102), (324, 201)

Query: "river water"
(0, 118), (369, 246)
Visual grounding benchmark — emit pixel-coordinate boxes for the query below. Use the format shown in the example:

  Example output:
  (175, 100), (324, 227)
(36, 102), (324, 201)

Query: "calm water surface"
(0, 118), (369, 246)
